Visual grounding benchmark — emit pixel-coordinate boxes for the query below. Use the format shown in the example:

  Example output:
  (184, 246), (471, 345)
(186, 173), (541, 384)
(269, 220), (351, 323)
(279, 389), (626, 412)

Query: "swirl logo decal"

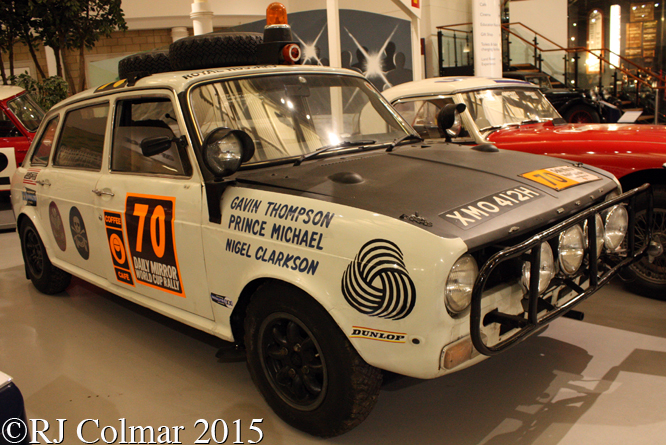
(341, 239), (416, 320)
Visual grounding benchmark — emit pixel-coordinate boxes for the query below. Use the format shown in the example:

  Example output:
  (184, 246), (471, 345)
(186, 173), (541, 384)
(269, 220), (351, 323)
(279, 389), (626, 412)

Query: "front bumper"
(470, 183), (652, 355)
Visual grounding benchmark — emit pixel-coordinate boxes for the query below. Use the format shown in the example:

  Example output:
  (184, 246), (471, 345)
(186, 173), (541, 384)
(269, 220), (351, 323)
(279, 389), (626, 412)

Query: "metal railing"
(437, 22), (666, 123)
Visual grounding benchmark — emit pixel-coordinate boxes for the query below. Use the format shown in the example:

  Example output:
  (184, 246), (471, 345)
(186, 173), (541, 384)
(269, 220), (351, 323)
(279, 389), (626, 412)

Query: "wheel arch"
(618, 168), (666, 192)
(230, 277), (339, 347)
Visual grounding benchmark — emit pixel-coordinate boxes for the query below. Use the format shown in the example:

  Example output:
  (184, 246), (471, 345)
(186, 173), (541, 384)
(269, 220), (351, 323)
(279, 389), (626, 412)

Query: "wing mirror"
(140, 136), (174, 157)
(202, 128), (255, 179)
(437, 103), (467, 142)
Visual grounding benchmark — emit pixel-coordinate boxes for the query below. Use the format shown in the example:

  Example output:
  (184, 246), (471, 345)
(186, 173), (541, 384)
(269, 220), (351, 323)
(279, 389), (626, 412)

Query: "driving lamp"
(558, 225), (585, 274)
(521, 242), (555, 294)
(604, 205), (628, 251)
(584, 213), (605, 258)
(205, 133), (243, 176)
(445, 254), (478, 313)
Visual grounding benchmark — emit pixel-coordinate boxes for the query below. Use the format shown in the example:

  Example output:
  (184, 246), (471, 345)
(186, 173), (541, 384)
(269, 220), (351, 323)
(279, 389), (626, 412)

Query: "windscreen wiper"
(386, 133), (423, 152)
(293, 140), (376, 166)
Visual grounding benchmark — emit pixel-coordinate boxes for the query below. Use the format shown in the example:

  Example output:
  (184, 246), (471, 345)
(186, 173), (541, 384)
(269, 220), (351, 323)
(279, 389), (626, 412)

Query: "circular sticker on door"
(69, 206), (89, 260)
(49, 201), (67, 251)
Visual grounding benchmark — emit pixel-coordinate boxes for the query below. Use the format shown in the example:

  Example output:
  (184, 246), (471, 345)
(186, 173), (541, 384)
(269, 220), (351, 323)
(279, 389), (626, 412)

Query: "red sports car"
(0, 86), (44, 194)
(384, 76), (666, 298)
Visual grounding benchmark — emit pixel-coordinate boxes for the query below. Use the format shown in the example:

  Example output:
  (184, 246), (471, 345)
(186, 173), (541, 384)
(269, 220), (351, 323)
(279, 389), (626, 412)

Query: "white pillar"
(171, 27), (189, 42)
(410, 15), (422, 81)
(326, 0), (341, 68)
(390, 0), (423, 81)
(472, 0), (503, 78)
(45, 46), (58, 77)
(191, 0), (213, 35)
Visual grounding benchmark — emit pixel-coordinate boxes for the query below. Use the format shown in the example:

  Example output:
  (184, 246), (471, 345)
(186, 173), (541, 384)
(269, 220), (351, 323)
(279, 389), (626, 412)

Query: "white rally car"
(10, 15), (652, 438)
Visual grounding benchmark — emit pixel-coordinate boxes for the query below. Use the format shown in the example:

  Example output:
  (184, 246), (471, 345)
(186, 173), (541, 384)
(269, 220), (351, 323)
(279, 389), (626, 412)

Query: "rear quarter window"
(53, 103), (109, 170)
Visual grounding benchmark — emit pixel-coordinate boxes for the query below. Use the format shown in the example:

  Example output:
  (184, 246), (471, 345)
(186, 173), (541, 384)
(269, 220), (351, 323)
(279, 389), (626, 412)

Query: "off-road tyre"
(562, 104), (601, 123)
(169, 32), (263, 71)
(244, 283), (382, 437)
(623, 185), (666, 299)
(19, 219), (71, 294)
(118, 49), (172, 79)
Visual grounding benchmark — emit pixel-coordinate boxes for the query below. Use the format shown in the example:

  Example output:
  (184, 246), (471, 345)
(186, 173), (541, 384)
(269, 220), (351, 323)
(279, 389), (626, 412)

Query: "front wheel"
(20, 219), (71, 294)
(623, 185), (666, 299)
(244, 283), (382, 437)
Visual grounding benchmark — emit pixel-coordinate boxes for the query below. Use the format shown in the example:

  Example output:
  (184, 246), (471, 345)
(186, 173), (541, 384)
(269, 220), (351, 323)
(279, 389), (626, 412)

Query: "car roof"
(382, 76), (539, 101)
(0, 86), (26, 101)
(53, 65), (366, 111)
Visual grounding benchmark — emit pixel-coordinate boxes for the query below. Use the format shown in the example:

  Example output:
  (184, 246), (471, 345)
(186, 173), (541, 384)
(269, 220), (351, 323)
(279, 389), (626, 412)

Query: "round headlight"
(584, 214), (605, 258)
(445, 254), (478, 313)
(559, 225), (585, 274)
(604, 205), (628, 251)
(521, 242), (555, 294)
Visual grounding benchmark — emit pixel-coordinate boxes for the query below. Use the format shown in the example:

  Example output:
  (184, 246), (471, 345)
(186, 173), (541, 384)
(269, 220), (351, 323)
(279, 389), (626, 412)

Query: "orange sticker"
(520, 166), (600, 191)
(104, 211), (134, 286)
(125, 194), (185, 297)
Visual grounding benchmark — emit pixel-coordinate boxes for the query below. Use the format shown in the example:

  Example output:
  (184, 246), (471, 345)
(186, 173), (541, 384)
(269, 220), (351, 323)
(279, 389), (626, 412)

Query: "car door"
(94, 92), (213, 320)
(35, 102), (109, 278)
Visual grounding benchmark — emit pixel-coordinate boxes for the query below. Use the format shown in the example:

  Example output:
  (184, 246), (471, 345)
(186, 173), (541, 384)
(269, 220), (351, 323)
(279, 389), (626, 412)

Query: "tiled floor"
(1, 228), (666, 445)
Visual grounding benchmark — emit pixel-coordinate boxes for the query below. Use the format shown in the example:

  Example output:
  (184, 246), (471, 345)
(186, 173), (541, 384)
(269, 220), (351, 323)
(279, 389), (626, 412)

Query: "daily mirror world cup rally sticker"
(124, 194), (185, 297)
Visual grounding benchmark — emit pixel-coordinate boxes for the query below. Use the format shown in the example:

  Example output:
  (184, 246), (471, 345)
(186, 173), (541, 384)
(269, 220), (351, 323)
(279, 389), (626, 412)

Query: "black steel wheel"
(624, 185), (666, 299)
(20, 219), (71, 294)
(244, 283), (382, 437)
(259, 312), (327, 410)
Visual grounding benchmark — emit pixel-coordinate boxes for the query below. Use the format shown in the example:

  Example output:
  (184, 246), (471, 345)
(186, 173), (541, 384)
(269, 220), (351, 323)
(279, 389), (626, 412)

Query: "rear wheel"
(623, 185), (666, 299)
(244, 283), (382, 437)
(20, 219), (71, 294)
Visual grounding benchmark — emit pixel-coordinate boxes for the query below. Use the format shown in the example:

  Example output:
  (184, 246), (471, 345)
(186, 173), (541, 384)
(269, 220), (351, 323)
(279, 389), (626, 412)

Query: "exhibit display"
(8, 5), (655, 438)
(384, 76), (666, 299)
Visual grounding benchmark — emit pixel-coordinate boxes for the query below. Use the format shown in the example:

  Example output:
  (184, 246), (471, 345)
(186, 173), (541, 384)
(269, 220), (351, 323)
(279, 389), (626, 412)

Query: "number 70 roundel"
(105, 194), (185, 297)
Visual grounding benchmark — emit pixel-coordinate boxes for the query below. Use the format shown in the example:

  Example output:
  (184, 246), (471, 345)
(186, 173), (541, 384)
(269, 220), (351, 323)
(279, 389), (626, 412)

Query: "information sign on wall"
(473, 0), (502, 78)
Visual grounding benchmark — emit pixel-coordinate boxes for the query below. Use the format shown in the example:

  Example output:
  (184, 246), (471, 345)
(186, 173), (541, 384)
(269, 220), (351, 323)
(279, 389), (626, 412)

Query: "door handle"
(92, 188), (115, 197)
(35, 179), (51, 186)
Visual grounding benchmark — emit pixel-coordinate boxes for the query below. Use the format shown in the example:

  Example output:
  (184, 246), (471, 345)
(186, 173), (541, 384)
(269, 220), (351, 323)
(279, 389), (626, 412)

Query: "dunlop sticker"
(350, 327), (407, 343)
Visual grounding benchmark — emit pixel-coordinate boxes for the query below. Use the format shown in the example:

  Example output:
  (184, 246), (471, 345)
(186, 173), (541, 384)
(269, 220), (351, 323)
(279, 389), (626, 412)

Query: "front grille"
(470, 183), (652, 356)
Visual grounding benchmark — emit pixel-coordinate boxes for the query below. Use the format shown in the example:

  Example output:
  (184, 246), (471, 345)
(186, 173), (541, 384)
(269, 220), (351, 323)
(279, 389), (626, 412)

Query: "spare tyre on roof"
(168, 32), (264, 71)
(117, 49), (172, 80)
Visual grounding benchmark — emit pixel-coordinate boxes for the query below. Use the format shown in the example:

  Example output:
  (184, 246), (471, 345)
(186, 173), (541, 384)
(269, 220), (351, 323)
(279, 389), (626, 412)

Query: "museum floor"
(1, 226), (666, 445)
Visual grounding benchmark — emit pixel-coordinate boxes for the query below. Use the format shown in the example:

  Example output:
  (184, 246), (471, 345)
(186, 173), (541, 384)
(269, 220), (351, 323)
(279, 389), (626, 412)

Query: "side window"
(111, 98), (191, 176)
(53, 104), (108, 170)
(0, 110), (21, 138)
(30, 116), (60, 166)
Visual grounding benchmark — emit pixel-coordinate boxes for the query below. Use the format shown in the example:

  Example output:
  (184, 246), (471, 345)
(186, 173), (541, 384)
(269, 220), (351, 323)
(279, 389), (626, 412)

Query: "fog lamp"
(521, 242), (555, 294)
(558, 225), (585, 274)
(584, 213), (605, 258)
(604, 205), (628, 251)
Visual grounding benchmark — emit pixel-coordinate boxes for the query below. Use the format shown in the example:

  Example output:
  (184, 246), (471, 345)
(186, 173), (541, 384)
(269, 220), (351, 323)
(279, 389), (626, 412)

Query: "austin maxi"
(10, 12), (653, 437)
